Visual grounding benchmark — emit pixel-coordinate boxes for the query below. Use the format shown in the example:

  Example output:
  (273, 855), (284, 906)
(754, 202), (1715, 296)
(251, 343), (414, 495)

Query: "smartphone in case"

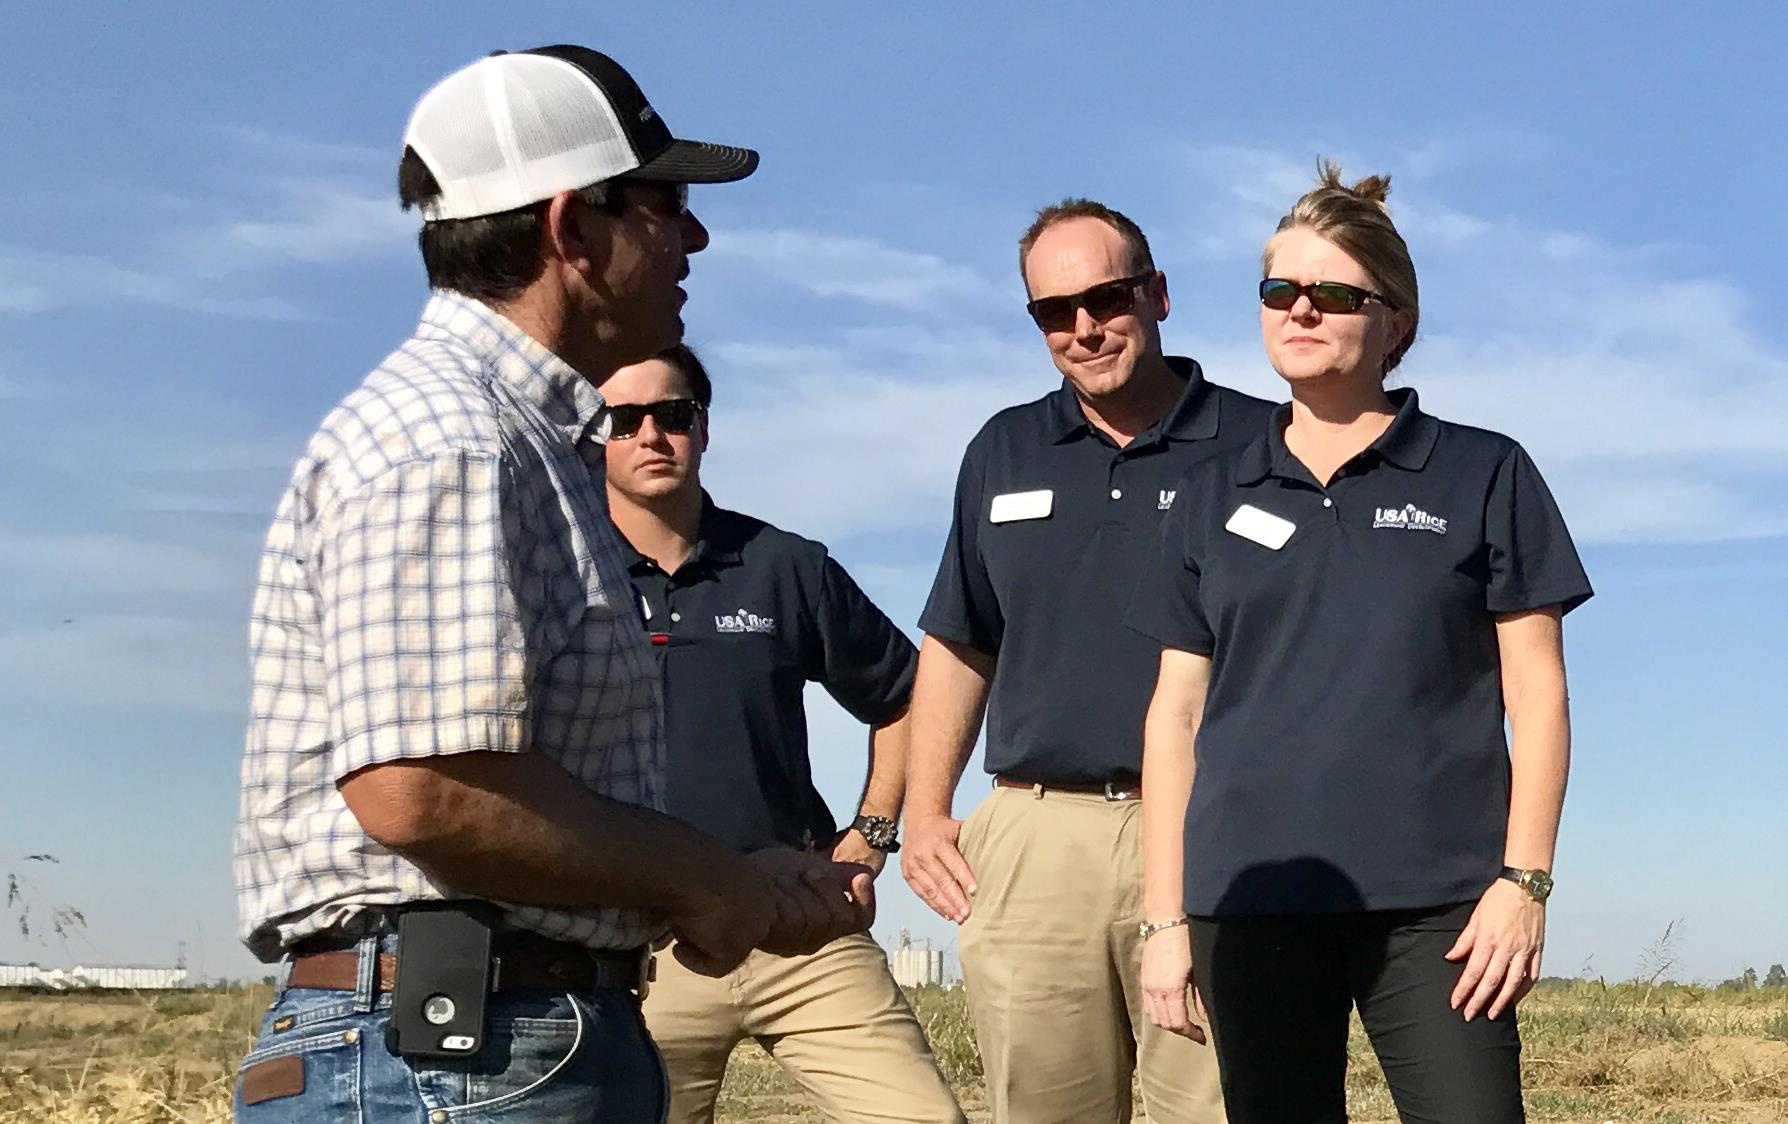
(384, 903), (496, 1059)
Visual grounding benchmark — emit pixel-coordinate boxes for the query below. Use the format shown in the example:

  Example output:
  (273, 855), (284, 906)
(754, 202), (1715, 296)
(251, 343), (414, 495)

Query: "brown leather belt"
(994, 775), (1141, 800)
(287, 935), (652, 995)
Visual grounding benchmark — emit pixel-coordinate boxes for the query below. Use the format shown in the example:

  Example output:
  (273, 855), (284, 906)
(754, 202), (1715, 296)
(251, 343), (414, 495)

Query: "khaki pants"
(958, 785), (1227, 1124)
(643, 931), (965, 1124)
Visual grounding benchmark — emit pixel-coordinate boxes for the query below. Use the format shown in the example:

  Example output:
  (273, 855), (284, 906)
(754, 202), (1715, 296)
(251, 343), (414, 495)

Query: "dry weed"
(2, 981), (1784, 1122)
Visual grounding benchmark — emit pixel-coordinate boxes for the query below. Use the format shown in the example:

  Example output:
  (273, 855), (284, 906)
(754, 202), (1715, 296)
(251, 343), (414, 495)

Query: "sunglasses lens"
(1027, 298), (1074, 332)
(1081, 280), (1138, 322)
(1310, 283), (1362, 313)
(1259, 280), (1299, 310)
(654, 400), (698, 433)
(605, 405), (645, 439)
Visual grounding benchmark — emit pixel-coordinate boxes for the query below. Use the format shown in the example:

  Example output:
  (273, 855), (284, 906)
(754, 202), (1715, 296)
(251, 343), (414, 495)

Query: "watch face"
(855, 816), (896, 848)
(1530, 872), (1554, 900)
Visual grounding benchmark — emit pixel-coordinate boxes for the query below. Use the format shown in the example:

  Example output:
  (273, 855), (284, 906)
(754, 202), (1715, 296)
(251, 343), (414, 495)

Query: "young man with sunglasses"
(234, 47), (873, 1123)
(901, 199), (1274, 1123)
(602, 346), (965, 1124)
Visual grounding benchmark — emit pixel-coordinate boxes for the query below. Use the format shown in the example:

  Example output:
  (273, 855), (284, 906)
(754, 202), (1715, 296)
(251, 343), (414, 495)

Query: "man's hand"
(1444, 878), (1546, 1021)
(667, 864), (781, 978)
(831, 828), (888, 878)
(667, 850), (876, 974)
(1140, 926), (1207, 1044)
(901, 813), (976, 923)
(748, 849), (876, 956)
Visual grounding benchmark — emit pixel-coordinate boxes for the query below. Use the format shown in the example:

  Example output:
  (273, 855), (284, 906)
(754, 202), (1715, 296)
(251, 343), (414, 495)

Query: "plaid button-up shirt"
(236, 292), (665, 961)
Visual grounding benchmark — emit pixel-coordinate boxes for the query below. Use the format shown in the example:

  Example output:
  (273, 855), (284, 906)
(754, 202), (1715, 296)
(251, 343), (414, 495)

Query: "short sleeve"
(316, 451), (533, 781)
(1125, 479), (1214, 653)
(917, 445), (1005, 652)
(1484, 444), (1594, 616)
(809, 554), (918, 725)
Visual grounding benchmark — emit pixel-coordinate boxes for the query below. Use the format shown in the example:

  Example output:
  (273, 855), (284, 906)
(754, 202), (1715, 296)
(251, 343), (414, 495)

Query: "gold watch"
(1499, 866), (1554, 903)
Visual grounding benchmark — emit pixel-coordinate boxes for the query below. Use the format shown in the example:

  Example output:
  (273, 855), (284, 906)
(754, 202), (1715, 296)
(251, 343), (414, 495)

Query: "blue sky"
(2, 4), (1784, 984)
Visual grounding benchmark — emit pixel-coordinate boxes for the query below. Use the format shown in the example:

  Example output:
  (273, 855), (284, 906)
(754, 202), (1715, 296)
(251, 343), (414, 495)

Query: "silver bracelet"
(1138, 915), (1190, 941)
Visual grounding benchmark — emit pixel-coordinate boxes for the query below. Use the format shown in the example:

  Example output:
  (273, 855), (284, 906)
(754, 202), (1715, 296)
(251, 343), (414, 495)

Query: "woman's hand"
(1140, 926), (1207, 1044)
(1445, 879), (1545, 1020)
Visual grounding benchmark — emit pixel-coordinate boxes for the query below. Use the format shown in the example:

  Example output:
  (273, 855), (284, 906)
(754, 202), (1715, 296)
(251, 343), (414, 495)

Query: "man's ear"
(542, 189), (606, 281)
(1151, 269), (1171, 323)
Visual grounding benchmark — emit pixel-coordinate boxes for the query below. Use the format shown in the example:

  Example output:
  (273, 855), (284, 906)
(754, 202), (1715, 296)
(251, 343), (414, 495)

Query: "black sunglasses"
(1259, 278), (1394, 314)
(612, 180), (690, 216)
(1025, 272), (1156, 332)
(603, 398), (703, 440)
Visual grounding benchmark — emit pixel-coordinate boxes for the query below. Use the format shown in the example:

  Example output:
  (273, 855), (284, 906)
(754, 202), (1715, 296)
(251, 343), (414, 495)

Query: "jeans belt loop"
(352, 933), (380, 1013)
(637, 953), (655, 1002)
(273, 954), (294, 1000)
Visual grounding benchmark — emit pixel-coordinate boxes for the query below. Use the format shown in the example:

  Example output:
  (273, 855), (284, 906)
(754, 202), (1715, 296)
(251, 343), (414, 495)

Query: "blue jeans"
(234, 936), (667, 1123)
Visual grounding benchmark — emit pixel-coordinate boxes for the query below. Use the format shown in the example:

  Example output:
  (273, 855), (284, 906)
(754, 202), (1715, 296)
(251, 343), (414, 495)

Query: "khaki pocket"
(956, 788), (1004, 867)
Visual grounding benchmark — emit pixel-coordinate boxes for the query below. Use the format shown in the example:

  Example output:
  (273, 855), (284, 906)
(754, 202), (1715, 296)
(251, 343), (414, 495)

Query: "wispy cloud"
(0, 613), (247, 716)
(1, 126), (412, 319)
(702, 330), (1038, 539)
(208, 123), (390, 168)
(0, 530), (252, 604)
(708, 228), (996, 309)
(1396, 131), (1549, 181)
(0, 248), (311, 320)
(203, 180), (413, 273)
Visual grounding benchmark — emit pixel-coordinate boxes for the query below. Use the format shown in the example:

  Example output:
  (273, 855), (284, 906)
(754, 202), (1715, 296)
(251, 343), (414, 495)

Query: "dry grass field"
(2, 981), (1785, 1122)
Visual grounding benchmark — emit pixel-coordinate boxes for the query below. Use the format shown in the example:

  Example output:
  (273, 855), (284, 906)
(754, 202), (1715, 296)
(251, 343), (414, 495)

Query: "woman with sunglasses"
(1127, 162), (1592, 1122)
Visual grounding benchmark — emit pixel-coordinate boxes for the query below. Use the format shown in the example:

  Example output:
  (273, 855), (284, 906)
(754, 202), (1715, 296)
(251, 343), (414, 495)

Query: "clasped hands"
(672, 848), (876, 977)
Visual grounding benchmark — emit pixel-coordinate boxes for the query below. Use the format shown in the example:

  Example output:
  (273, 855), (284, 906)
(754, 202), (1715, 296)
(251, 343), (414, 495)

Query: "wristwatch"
(1138, 915), (1190, 941)
(1500, 866), (1554, 903)
(850, 814), (900, 853)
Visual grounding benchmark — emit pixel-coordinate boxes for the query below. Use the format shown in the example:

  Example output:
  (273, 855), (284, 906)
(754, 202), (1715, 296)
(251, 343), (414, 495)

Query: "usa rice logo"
(1372, 502), (1448, 535)
(715, 607), (777, 635)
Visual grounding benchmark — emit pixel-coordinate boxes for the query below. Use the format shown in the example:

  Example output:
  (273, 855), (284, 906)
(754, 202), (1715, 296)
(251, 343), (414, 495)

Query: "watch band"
(850, 814), (900, 853)
(1499, 866), (1554, 903)
(1138, 915), (1190, 942)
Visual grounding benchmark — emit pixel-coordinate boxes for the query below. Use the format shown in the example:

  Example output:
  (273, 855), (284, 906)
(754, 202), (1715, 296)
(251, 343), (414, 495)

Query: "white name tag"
(1225, 504), (1296, 549)
(989, 489), (1054, 524)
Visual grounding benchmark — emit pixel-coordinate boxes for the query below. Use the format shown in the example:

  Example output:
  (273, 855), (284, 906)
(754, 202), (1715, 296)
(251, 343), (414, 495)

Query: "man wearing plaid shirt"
(232, 47), (872, 1123)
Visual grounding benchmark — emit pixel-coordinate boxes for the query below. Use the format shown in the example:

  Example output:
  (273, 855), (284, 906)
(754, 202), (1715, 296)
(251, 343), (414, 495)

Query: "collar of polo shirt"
(1235, 387), (1440, 485)
(1046, 356), (1221, 445)
(621, 492), (746, 575)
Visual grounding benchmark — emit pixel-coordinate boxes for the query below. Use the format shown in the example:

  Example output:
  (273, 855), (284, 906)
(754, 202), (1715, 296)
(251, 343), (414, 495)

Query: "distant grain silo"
(889, 930), (945, 988)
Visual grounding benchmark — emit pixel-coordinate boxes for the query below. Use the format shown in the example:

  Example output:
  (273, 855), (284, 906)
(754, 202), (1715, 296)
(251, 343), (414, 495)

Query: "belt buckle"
(1103, 780), (1135, 801)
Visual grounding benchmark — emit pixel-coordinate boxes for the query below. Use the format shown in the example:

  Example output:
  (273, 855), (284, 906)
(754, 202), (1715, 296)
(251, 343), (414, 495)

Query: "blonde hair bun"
(1316, 158), (1391, 210)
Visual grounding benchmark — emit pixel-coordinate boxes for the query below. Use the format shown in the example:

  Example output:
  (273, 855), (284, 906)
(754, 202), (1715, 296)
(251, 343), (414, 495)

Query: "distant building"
(888, 930), (945, 988)
(0, 963), (190, 990)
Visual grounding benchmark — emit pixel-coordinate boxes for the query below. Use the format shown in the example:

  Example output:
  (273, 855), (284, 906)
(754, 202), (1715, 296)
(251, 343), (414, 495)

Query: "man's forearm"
(855, 713), (910, 820)
(904, 635), (994, 819)
(340, 750), (742, 919)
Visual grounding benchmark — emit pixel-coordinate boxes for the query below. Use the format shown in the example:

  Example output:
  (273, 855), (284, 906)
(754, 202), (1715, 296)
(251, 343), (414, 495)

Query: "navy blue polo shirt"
(624, 499), (916, 854)
(1126, 389), (1593, 916)
(919, 358), (1275, 785)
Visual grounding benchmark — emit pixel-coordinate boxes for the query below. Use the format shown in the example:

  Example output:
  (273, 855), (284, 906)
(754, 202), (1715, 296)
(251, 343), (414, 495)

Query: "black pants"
(1190, 902), (1523, 1124)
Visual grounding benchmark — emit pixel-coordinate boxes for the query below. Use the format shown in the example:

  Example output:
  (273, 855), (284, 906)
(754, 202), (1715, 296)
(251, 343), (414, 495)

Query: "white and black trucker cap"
(402, 45), (759, 222)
